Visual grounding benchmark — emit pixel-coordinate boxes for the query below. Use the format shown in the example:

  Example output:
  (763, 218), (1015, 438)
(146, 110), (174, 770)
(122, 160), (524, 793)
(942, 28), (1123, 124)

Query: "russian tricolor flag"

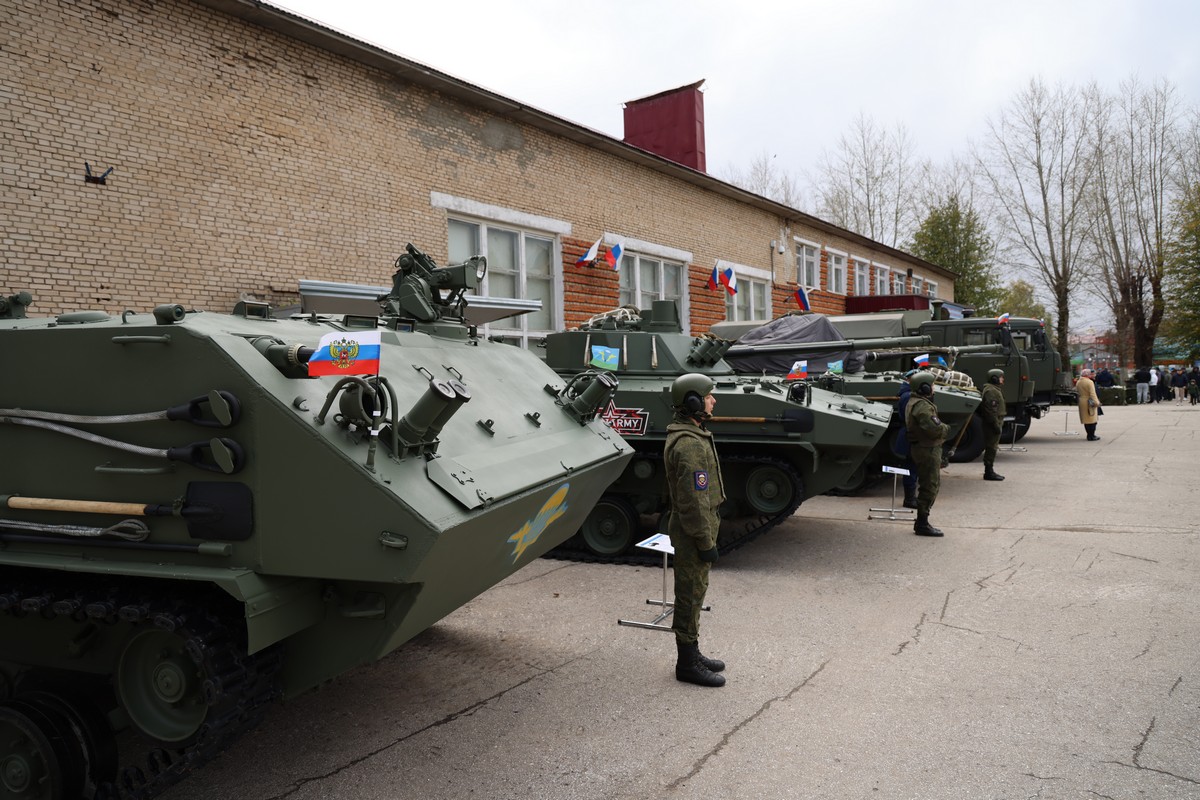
(575, 238), (602, 267)
(913, 353), (930, 368)
(604, 243), (623, 270)
(719, 267), (738, 295)
(308, 330), (382, 377)
(997, 312), (1011, 325)
(795, 285), (811, 311)
(787, 360), (808, 380)
(707, 266), (721, 291)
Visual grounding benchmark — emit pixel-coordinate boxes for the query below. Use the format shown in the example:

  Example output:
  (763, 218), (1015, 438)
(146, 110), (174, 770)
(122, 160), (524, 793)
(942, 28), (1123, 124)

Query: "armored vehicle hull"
(0, 247), (631, 799)
(542, 302), (891, 562)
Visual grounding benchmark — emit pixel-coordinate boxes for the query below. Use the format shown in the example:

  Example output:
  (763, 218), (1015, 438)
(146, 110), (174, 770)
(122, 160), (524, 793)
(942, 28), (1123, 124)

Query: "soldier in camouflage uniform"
(904, 371), (950, 537)
(664, 373), (726, 688)
(981, 368), (1006, 481)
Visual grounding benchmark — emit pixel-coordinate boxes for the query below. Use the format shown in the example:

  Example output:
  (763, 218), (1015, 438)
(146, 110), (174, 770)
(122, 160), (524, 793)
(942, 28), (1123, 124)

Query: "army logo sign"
(600, 400), (649, 437)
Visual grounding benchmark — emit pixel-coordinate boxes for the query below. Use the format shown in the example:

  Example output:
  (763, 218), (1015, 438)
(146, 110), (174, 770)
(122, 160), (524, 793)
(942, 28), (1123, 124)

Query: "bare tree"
(976, 78), (1098, 369)
(1085, 77), (1182, 366)
(812, 113), (924, 247)
(721, 151), (805, 209)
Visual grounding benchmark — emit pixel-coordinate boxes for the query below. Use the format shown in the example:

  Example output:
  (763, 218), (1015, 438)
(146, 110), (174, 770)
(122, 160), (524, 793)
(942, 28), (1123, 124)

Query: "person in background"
(1149, 366), (1160, 403)
(895, 370), (920, 509)
(1189, 376), (1199, 406)
(980, 369), (1006, 481)
(1096, 367), (1114, 388)
(1077, 368), (1103, 440)
(1135, 365), (1151, 404)
(1171, 368), (1187, 404)
(904, 371), (950, 536)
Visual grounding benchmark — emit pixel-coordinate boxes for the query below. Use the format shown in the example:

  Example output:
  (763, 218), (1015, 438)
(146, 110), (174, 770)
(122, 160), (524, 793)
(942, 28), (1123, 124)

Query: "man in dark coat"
(895, 370), (919, 508)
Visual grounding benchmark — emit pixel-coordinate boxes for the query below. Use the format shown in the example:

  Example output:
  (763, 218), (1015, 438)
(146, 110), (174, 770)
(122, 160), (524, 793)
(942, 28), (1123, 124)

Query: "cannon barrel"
(724, 336), (1003, 359)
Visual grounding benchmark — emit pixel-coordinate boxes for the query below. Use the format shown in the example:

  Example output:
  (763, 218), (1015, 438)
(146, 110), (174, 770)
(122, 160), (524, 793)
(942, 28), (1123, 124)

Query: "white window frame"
(794, 237), (820, 289)
(851, 256), (870, 296)
(874, 263), (890, 296)
(719, 260), (772, 322)
(892, 271), (907, 294)
(826, 248), (847, 295)
(434, 193), (570, 349)
(613, 234), (692, 322)
(911, 276), (924, 297)
(926, 280), (938, 299)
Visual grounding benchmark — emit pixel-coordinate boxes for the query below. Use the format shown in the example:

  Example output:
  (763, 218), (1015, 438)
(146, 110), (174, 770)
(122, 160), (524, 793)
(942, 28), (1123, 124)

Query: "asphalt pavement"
(165, 400), (1200, 800)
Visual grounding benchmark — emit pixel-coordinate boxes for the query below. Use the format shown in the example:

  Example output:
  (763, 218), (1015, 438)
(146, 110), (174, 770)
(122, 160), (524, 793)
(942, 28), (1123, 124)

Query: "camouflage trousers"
(983, 427), (1001, 468)
(668, 529), (710, 645)
(910, 444), (942, 515)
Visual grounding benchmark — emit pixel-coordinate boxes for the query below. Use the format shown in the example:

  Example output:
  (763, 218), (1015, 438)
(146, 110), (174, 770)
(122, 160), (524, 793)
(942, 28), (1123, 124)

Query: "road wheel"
(579, 495), (639, 557)
(116, 627), (210, 744)
(743, 464), (797, 515)
(0, 699), (80, 800)
(948, 415), (984, 463)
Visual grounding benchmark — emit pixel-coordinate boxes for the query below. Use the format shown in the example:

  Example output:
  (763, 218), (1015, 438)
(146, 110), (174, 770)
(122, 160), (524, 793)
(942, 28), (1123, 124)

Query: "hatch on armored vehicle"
(0, 244), (631, 799)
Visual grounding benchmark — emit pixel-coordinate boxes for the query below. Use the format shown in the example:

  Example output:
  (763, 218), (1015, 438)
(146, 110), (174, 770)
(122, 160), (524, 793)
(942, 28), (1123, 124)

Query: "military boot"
(697, 646), (725, 673)
(676, 641), (725, 687)
(902, 486), (919, 509)
(914, 513), (944, 537)
(984, 466), (1005, 481)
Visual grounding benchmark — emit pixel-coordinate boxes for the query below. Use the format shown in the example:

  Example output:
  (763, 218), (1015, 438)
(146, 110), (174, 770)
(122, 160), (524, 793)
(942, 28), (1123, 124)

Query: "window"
(827, 250), (847, 295)
(875, 265), (890, 296)
(926, 280), (938, 299)
(852, 258), (870, 296)
(448, 217), (556, 348)
(794, 240), (819, 288)
(911, 276), (924, 296)
(618, 253), (685, 311)
(720, 262), (771, 322)
(892, 271), (907, 294)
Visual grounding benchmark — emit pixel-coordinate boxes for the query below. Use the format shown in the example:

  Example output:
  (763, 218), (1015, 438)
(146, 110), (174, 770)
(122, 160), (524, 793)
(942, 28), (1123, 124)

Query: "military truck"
(541, 301), (892, 561)
(0, 245), (632, 799)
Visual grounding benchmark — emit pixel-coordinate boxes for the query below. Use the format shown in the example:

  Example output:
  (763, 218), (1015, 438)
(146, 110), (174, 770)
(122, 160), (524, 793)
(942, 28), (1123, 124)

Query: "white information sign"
(635, 533), (674, 554)
(882, 465), (911, 476)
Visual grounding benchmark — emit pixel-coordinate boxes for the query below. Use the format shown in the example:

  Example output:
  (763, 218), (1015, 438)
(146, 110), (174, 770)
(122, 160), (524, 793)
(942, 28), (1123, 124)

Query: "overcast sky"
(270, 0), (1198, 330)
(272, 0), (1198, 187)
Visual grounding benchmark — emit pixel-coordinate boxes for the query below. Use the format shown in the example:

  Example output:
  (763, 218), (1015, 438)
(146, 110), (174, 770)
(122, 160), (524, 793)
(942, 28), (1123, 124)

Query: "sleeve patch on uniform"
(932, 416), (942, 425)
(693, 470), (709, 490)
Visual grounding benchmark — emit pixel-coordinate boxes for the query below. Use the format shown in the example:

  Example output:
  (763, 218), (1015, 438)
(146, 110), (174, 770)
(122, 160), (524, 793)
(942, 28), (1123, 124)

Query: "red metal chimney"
(622, 80), (706, 172)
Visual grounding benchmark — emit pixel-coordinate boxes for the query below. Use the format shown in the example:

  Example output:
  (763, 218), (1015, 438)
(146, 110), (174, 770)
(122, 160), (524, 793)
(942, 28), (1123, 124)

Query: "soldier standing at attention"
(981, 369), (1006, 482)
(905, 371), (951, 537)
(664, 373), (726, 688)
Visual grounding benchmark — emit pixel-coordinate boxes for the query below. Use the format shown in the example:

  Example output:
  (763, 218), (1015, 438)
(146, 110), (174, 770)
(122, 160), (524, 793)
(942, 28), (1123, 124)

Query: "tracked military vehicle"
(0, 244), (631, 800)
(721, 315), (988, 493)
(541, 301), (891, 561)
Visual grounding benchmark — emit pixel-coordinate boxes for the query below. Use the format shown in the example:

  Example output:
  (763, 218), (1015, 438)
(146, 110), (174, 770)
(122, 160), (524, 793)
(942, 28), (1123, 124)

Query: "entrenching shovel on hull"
(1, 481), (254, 541)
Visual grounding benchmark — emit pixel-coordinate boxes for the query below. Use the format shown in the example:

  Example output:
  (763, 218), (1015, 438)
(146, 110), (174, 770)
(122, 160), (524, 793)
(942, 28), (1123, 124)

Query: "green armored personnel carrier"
(0, 245), (631, 800)
(720, 315), (987, 493)
(541, 301), (891, 560)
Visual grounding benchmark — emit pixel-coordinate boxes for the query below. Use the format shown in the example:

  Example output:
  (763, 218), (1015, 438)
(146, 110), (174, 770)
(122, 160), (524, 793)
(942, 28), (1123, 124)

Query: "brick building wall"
(3, 0), (952, 334)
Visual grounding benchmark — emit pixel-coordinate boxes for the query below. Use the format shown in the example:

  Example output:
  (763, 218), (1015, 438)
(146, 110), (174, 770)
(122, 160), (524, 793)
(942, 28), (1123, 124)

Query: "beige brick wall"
(2, 0), (951, 333)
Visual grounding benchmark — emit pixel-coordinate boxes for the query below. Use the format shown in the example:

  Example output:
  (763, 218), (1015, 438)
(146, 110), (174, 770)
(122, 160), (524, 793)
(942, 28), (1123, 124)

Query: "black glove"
(698, 545), (719, 563)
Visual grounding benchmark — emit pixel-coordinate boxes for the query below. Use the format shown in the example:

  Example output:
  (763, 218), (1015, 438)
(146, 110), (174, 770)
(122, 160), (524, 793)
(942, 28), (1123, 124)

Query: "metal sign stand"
(869, 466), (916, 521)
(618, 533), (709, 631)
(1053, 408), (1080, 436)
(1001, 418), (1028, 452)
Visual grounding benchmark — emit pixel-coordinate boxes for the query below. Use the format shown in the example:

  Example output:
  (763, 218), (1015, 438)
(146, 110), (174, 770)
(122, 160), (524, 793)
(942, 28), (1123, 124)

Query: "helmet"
(909, 371), (936, 396)
(671, 373), (714, 414)
(987, 369), (1004, 383)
